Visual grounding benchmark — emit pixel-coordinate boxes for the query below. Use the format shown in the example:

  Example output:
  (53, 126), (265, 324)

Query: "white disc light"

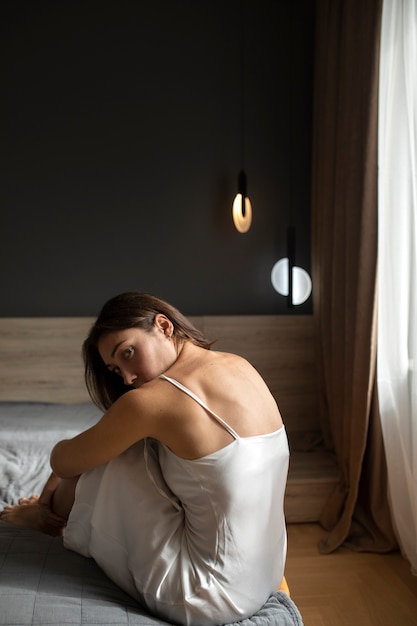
(271, 257), (312, 305)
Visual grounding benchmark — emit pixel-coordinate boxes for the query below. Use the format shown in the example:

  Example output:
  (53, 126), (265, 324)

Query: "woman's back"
(152, 344), (284, 460)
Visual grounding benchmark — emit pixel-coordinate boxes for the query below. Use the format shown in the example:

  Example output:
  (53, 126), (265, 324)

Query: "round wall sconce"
(271, 257), (312, 306)
(271, 226), (312, 307)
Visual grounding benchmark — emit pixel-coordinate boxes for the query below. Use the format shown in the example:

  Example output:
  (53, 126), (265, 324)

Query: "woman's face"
(97, 315), (175, 387)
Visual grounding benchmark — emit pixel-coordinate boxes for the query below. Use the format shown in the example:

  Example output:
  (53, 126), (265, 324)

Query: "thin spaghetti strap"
(159, 374), (240, 440)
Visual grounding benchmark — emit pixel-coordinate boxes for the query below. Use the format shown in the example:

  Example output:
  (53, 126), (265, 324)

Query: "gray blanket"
(0, 402), (101, 507)
(0, 402), (303, 626)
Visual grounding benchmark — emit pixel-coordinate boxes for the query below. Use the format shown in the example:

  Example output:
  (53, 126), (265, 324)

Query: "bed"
(0, 316), (305, 625)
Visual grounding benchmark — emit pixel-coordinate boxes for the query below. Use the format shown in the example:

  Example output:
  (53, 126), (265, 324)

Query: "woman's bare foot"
(0, 496), (65, 536)
(17, 495), (40, 505)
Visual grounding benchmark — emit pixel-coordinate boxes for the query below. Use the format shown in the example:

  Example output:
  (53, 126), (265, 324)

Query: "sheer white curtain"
(378, 0), (417, 573)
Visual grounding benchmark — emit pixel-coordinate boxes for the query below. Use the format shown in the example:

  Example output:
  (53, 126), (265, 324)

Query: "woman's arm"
(50, 388), (160, 478)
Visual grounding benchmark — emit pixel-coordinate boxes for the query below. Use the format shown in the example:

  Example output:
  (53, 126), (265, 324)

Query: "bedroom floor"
(285, 523), (417, 626)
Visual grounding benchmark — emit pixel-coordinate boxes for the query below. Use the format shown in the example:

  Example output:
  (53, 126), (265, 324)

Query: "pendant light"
(232, 0), (252, 234)
(232, 171), (252, 233)
(270, 8), (312, 306)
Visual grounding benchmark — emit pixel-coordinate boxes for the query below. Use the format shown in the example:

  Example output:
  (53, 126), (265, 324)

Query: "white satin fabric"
(64, 375), (289, 626)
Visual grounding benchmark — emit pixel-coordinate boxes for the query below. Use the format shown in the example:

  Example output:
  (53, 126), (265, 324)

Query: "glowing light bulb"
(232, 193), (252, 233)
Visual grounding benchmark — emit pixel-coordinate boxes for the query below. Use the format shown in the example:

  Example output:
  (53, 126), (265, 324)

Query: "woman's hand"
(38, 472), (67, 528)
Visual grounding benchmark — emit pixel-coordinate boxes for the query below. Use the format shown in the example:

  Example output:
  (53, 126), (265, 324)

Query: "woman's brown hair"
(83, 292), (212, 410)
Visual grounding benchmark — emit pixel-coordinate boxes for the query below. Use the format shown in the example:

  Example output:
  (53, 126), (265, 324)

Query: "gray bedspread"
(0, 402), (303, 626)
(0, 402), (101, 507)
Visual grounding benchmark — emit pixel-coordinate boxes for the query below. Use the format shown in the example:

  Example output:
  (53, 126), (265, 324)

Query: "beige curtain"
(311, 0), (397, 553)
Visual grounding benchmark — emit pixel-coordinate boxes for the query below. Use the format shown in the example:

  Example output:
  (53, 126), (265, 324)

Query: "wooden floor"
(285, 524), (417, 626)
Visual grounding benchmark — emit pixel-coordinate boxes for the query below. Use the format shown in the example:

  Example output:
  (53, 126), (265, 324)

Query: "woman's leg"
(0, 472), (79, 536)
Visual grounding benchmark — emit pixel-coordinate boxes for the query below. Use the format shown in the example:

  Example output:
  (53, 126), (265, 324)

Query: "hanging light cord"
(239, 0), (246, 173)
(239, 0), (246, 217)
(288, 6), (295, 307)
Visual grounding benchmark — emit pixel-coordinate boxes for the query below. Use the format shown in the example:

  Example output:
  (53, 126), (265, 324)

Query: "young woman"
(1, 292), (290, 626)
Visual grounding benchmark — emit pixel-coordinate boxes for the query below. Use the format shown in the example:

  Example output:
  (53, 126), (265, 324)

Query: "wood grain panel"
(0, 318), (94, 403)
(0, 315), (319, 438)
(285, 451), (339, 522)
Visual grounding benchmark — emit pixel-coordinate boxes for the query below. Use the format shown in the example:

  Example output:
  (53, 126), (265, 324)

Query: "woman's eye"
(112, 366), (121, 376)
(123, 347), (134, 359)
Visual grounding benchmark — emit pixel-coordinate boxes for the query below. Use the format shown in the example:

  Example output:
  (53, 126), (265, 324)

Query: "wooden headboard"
(0, 315), (319, 446)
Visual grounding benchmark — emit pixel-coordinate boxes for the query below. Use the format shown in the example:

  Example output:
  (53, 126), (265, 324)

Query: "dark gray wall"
(1, 0), (314, 317)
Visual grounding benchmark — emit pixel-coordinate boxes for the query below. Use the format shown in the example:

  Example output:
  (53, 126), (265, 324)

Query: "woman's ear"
(154, 314), (173, 336)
